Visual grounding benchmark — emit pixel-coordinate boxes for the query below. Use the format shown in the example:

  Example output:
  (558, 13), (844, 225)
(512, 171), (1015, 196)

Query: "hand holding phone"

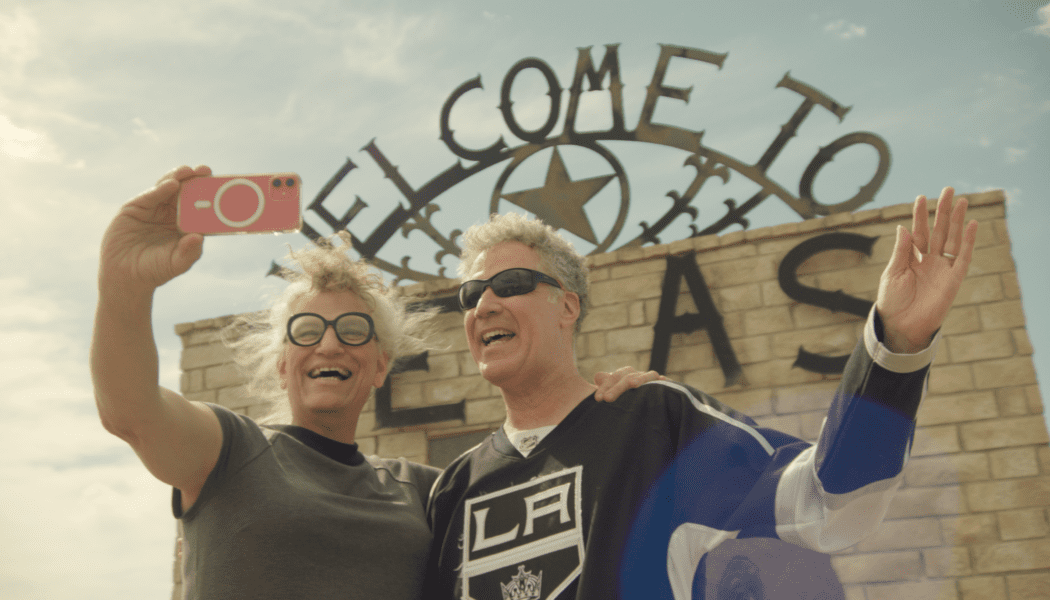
(177, 173), (302, 235)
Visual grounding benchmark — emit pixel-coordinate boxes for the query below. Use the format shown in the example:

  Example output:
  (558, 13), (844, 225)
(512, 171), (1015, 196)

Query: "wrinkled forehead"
(469, 241), (545, 280)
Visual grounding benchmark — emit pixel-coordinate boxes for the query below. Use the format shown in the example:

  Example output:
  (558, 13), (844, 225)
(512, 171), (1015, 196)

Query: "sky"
(1, 0), (1048, 598)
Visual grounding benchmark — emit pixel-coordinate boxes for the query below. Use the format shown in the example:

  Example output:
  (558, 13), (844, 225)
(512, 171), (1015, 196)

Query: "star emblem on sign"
(501, 147), (615, 245)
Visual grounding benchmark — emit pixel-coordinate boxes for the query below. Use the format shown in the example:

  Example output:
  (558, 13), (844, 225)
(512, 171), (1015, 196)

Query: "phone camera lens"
(272, 178), (282, 187)
(285, 178), (296, 187)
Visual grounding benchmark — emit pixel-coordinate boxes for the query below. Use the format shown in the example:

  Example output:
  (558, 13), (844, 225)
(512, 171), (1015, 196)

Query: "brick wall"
(174, 190), (1048, 599)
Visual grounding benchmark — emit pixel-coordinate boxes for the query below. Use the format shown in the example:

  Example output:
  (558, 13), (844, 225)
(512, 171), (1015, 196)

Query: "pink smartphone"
(177, 173), (302, 235)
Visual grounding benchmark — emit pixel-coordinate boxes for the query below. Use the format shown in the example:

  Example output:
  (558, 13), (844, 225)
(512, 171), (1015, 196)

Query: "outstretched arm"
(877, 187), (979, 353)
(91, 165), (221, 505)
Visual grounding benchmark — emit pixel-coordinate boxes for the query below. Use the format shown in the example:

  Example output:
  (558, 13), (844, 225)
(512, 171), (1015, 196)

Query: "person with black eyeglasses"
(89, 165), (657, 600)
(424, 194), (978, 600)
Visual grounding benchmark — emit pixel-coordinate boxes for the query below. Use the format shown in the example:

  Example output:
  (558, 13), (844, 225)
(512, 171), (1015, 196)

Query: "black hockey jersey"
(424, 316), (931, 600)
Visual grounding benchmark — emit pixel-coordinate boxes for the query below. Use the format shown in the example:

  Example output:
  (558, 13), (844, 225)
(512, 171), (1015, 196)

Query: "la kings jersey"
(424, 313), (933, 600)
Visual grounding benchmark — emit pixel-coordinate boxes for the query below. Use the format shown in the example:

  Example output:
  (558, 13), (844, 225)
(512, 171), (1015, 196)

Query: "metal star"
(501, 147), (614, 244)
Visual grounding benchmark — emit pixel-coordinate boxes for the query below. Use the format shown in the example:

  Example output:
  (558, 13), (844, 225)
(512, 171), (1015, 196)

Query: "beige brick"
(752, 414), (802, 439)
(855, 517), (943, 551)
(998, 507), (1050, 541)
(1001, 271), (1021, 300)
(904, 453), (990, 486)
(586, 331), (607, 360)
(957, 576), (1007, 600)
(180, 342), (232, 370)
(628, 301), (646, 326)
(716, 283), (762, 312)
(941, 513), (999, 545)
(389, 381), (425, 409)
(760, 279), (793, 307)
(1027, 385), (1044, 415)
(843, 585), (866, 600)
(666, 343), (715, 372)
(204, 363), (246, 389)
(946, 330), (1015, 363)
(960, 416), (1049, 450)
(995, 387), (1031, 417)
(922, 546), (972, 578)
(701, 255), (777, 288)
(796, 247), (873, 274)
(816, 265), (884, 296)
(791, 302), (864, 329)
(968, 245), (1015, 275)
(609, 258), (667, 279)
(216, 385), (250, 408)
(579, 303), (633, 332)
(739, 358), (823, 388)
(771, 322), (859, 359)
(1040, 445), (1050, 475)
(742, 306), (793, 336)
(928, 365), (974, 394)
(590, 272), (664, 305)
(989, 446), (1039, 479)
(798, 409), (827, 441)
(954, 274), (1004, 305)
(831, 551), (922, 583)
(693, 241), (757, 264)
(917, 391), (998, 426)
(941, 306), (981, 336)
(458, 351), (480, 376)
(180, 369), (204, 394)
(376, 431), (427, 458)
(356, 436), (376, 455)
(912, 425), (961, 456)
(1007, 572), (1050, 600)
(184, 390), (217, 404)
(885, 486), (966, 519)
(978, 300), (1026, 330)
(606, 325), (655, 354)
(1013, 329), (1034, 355)
(714, 388), (774, 417)
(972, 538), (1050, 573)
(972, 356), (1037, 390)
(774, 382), (838, 413)
(731, 335), (773, 365)
(965, 477), (1050, 512)
(426, 376), (491, 405)
(465, 398), (506, 425)
(179, 327), (223, 347)
(396, 353), (459, 383)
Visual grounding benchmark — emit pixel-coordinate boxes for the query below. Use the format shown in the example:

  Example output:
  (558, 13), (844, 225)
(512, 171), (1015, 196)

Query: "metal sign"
(294, 43), (891, 283)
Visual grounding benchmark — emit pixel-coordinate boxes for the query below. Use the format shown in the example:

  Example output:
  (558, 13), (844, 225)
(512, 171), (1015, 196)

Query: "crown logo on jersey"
(501, 565), (542, 600)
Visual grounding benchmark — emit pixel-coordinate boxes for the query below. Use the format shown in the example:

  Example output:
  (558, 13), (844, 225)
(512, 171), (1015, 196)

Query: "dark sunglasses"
(458, 268), (562, 310)
(286, 312), (376, 347)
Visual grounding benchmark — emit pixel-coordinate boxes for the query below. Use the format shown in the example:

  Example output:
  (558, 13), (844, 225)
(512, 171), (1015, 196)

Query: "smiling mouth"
(482, 331), (515, 346)
(308, 368), (351, 380)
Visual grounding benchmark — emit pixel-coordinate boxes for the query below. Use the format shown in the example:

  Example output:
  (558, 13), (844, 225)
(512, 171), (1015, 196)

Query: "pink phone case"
(177, 173), (302, 235)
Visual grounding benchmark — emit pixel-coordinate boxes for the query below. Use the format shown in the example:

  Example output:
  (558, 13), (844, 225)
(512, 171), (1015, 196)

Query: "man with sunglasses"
(424, 189), (978, 600)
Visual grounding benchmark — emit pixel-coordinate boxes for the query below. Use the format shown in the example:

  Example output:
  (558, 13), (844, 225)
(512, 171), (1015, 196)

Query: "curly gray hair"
(457, 212), (590, 332)
(222, 233), (432, 424)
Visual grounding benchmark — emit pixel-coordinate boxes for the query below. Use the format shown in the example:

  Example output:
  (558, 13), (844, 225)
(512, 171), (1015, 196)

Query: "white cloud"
(1005, 147), (1027, 163)
(824, 20), (867, 40)
(0, 114), (62, 162)
(1031, 2), (1050, 37)
(0, 7), (39, 81)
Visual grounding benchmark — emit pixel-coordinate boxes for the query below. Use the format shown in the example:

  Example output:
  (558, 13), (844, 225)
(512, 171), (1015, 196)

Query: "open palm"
(876, 187), (979, 354)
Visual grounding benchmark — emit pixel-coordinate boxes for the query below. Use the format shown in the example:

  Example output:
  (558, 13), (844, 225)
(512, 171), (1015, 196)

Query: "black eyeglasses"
(458, 268), (562, 310)
(286, 312), (376, 347)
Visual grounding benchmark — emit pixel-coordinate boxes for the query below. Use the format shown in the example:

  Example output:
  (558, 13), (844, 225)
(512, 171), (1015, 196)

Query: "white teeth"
(482, 330), (515, 345)
(308, 367), (350, 380)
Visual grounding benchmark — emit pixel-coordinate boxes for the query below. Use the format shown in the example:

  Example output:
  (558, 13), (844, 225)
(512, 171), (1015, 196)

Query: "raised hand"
(594, 366), (667, 402)
(98, 165), (210, 297)
(876, 187), (979, 353)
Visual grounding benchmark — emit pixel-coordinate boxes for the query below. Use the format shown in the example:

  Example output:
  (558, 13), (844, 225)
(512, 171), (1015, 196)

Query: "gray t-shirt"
(174, 403), (439, 600)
